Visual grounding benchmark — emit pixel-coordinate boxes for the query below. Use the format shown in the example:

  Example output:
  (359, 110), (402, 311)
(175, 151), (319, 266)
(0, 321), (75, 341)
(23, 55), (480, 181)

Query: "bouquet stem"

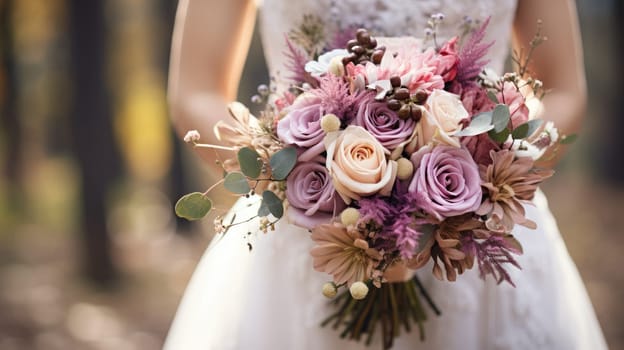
(321, 276), (440, 349)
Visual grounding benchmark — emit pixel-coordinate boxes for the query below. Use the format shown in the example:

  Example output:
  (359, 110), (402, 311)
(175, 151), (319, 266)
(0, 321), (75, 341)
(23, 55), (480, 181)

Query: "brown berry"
(347, 39), (358, 51)
(394, 88), (410, 101)
(371, 50), (384, 64)
(390, 76), (402, 88)
(387, 99), (401, 111)
(413, 89), (429, 104)
(351, 45), (365, 55)
(369, 37), (377, 49)
(398, 104), (412, 119)
(410, 106), (423, 122)
(355, 29), (368, 40)
(357, 31), (371, 46)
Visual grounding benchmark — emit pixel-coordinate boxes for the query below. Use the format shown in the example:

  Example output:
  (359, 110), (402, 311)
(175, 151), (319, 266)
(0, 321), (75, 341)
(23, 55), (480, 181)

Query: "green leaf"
(488, 128), (510, 143)
(237, 147), (262, 179)
(525, 119), (543, 138)
(454, 112), (494, 137)
(492, 104), (510, 132)
(270, 147), (297, 180)
(257, 201), (270, 217)
(560, 134), (578, 144)
(223, 172), (251, 194)
(175, 192), (212, 220)
(261, 190), (284, 218)
(487, 90), (499, 104)
(511, 119), (543, 140)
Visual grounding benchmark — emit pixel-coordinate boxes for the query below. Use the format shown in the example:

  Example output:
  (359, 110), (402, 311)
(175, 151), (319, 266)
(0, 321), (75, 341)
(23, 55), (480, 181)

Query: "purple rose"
(277, 93), (326, 161)
(409, 145), (482, 220)
(286, 157), (346, 229)
(354, 96), (415, 150)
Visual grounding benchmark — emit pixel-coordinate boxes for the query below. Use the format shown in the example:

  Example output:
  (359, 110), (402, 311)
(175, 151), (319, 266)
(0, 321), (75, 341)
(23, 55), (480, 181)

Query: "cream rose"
(325, 126), (397, 204)
(417, 89), (469, 148)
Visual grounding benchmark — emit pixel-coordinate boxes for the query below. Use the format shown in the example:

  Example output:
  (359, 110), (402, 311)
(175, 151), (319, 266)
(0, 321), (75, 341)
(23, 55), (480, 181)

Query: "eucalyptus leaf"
(238, 147), (262, 179)
(175, 192), (212, 220)
(511, 123), (529, 139)
(510, 119), (544, 141)
(270, 147), (297, 180)
(487, 90), (499, 104)
(492, 104), (510, 132)
(560, 134), (578, 144)
(454, 112), (494, 137)
(262, 190), (284, 218)
(488, 128), (510, 143)
(224, 172), (251, 194)
(257, 201), (270, 217)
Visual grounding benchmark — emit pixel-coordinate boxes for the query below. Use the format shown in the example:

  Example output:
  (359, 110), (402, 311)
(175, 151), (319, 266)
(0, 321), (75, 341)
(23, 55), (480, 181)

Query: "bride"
(164, 0), (608, 349)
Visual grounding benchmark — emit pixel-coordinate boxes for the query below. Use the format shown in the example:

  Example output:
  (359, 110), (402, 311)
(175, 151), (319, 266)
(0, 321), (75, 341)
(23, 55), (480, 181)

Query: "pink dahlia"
(476, 150), (554, 232)
(310, 223), (382, 286)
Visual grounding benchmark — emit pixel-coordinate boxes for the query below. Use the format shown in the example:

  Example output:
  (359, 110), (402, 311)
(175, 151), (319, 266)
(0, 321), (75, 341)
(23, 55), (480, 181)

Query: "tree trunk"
(0, 0), (22, 201)
(68, 0), (121, 284)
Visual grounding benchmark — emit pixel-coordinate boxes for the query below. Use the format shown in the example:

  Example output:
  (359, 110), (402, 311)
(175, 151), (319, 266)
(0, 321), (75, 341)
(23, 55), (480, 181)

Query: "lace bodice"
(258, 0), (517, 82)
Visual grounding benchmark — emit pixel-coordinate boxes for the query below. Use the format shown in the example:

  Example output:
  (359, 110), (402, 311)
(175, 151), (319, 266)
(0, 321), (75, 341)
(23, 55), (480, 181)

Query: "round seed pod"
(387, 99), (401, 111)
(390, 76), (402, 88)
(398, 104), (412, 119)
(394, 88), (410, 101)
(371, 50), (384, 64)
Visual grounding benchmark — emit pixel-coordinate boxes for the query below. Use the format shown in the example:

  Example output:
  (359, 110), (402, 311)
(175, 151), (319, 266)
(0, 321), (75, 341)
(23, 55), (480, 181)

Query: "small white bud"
(349, 281), (369, 300)
(328, 56), (345, 77)
(183, 130), (201, 143)
(320, 114), (341, 133)
(322, 282), (338, 298)
(340, 207), (360, 226)
(533, 79), (543, 89)
(396, 158), (414, 180)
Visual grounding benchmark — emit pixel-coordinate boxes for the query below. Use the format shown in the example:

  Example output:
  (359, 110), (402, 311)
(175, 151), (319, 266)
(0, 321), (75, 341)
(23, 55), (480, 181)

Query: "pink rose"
(325, 126), (398, 204)
(498, 82), (529, 128)
(416, 89), (469, 149)
(435, 36), (459, 82)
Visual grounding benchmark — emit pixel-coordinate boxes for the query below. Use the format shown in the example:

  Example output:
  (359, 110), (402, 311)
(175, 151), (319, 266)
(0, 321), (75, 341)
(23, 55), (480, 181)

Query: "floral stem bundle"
(322, 276), (440, 349)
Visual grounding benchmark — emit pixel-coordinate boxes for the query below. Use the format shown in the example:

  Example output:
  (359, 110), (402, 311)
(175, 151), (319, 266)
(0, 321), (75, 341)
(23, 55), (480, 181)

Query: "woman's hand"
(513, 0), (587, 167)
(168, 0), (257, 171)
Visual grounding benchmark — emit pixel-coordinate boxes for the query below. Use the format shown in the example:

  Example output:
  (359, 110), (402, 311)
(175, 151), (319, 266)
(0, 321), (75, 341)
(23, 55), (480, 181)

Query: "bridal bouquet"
(176, 14), (573, 349)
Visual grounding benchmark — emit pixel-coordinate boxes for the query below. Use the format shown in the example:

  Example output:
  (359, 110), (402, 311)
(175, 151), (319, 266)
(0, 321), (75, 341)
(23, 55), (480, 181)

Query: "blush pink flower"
(325, 126), (398, 204)
(497, 82), (529, 129)
(476, 150), (554, 232)
(310, 223), (382, 286)
(345, 37), (445, 95)
(434, 36), (460, 82)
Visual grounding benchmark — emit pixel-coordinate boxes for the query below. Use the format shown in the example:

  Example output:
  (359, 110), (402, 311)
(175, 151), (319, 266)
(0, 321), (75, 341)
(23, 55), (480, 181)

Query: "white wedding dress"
(164, 1), (608, 349)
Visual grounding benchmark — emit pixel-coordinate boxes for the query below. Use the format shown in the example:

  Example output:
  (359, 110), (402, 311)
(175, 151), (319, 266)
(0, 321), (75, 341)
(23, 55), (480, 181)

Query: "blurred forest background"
(0, 0), (622, 349)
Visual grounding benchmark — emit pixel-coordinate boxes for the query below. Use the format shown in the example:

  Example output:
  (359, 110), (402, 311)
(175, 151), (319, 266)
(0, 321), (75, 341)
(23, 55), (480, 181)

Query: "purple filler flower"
(409, 145), (482, 220)
(354, 96), (415, 150)
(286, 157), (345, 229)
(277, 93), (326, 162)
